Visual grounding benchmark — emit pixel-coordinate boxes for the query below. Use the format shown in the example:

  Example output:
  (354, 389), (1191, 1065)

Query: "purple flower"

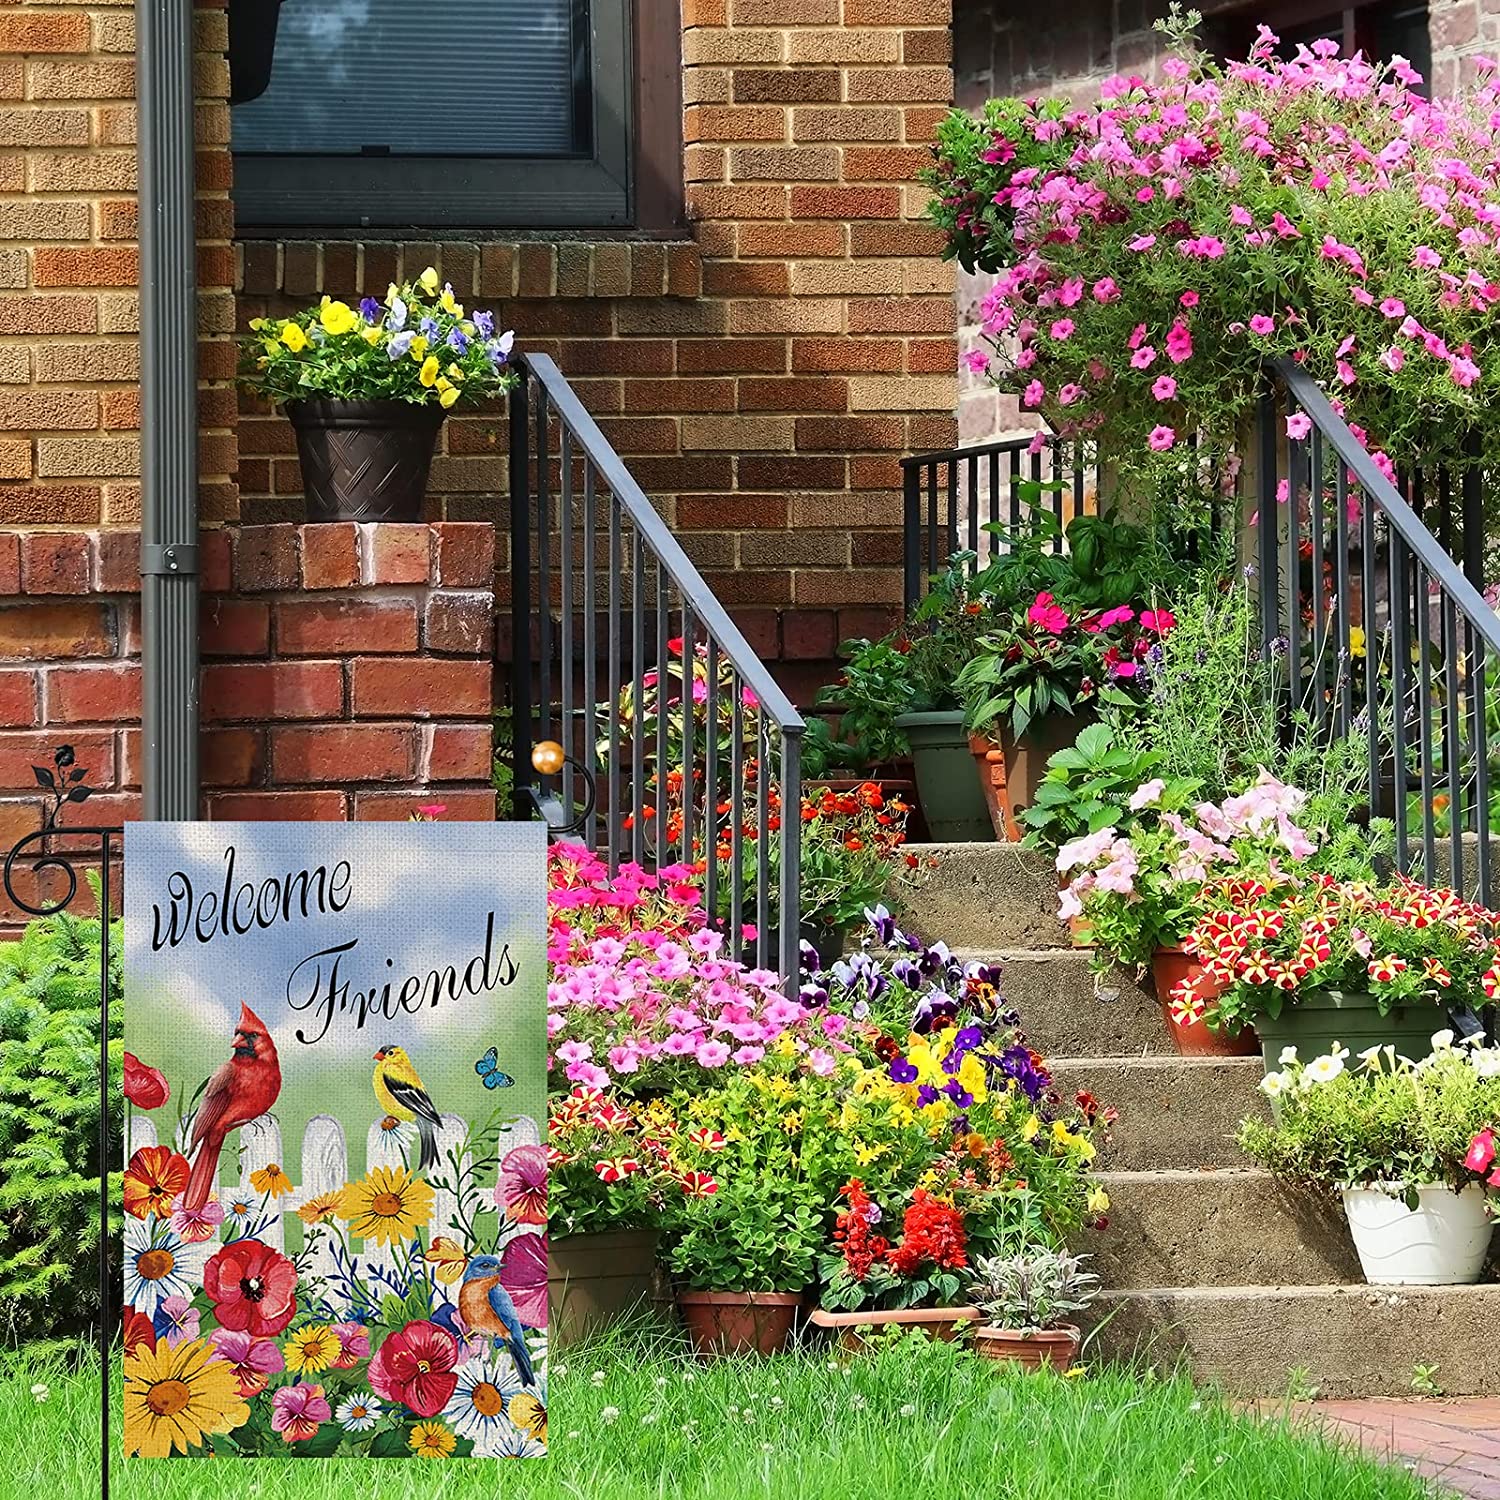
(953, 1025), (984, 1052)
(474, 309), (495, 339)
(916, 1084), (940, 1107)
(387, 296), (408, 331)
(419, 316), (439, 341)
(942, 1081), (973, 1108)
(387, 330), (414, 360)
(358, 296), (381, 323)
(889, 1058), (919, 1084)
(446, 326), (468, 353)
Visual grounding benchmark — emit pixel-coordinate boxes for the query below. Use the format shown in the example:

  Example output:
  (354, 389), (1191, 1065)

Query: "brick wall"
(950, 0), (1493, 443)
(236, 1), (959, 684)
(0, 521), (498, 923)
(0, 0), (237, 525)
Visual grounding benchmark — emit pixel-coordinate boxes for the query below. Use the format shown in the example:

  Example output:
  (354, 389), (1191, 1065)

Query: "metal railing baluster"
(559, 427), (574, 814)
(582, 463), (598, 849)
(606, 493), (622, 874)
(630, 526), (645, 866)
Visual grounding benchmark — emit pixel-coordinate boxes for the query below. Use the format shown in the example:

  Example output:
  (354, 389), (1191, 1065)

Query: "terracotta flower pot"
(999, 713), (1092, 836)
(807, 1304), (979, 1354)
(548, 1229), (663, 1346)
(968, 733), (1016, 841)
(676, 1290), (802, 1356)
(973, 1322), (1081, 1370)
(1150, 946), (1259, 1057)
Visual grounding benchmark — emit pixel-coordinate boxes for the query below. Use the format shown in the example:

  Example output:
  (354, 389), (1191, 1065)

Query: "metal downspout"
(137, 0), (200, 820)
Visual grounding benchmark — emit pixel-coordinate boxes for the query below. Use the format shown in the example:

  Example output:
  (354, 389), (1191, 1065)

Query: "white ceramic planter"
(1341, 1182), (1494, 1285)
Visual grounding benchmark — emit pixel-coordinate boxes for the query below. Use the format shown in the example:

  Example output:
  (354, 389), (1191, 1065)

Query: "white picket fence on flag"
(126, 1109), (542, 1277)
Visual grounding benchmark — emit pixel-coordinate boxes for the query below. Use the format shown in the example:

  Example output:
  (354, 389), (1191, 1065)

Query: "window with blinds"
(231, 0), (631, 230)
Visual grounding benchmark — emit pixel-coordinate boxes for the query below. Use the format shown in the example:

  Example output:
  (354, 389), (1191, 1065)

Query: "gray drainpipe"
(137, 0), (201, 819)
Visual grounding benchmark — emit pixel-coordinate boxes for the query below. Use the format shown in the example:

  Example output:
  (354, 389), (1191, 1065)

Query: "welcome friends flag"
(120, 822), (548, 1461)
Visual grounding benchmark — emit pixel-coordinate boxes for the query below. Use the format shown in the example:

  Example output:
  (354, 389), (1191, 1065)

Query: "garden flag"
(120, 822), (548, 1461)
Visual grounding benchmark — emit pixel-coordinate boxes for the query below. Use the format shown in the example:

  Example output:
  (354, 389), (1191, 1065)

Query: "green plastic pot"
(1252, 990), (1448, 1074)
(895, 709), (991, 842)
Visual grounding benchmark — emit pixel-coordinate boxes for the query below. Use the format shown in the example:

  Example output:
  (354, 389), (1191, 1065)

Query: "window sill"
(237, 237), (703, 301)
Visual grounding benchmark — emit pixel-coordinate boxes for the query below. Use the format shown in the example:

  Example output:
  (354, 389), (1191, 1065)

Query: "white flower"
(591, 1369), (607, 1385)
(488, 1419), (547, 1458)
(1431, 1028), (1455, 1052)
(443, 1355), (526, 1447)
(1304, 1054), (1345, 1084)
(1329, 1041), (1349, 1060)
(1357, 1044), (1384, 1071)
(1259, 1071), (1287, 1098)
(641, 1411), (659, 1426)
(122, 1216), (211, 1318)
(1278, 1045), (1300, 1066)
(600, 1406), (620, 1425)
(30, 1383), (49, 1404)
(900, 1402), (917, 1417)
(335, 1393), (382, 1432)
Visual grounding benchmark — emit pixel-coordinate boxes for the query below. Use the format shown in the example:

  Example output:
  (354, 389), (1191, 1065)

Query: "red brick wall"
(0, 0), (237, 524)
(0, 521), (497, 922)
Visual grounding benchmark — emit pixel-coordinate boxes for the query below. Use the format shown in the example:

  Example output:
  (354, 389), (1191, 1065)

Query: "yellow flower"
(284, 1324), (342, 1375)
(774, 1034), (797, 1058)
(279, 323), (309, 353)
(446, 363), (464, 380)
(361, 326), (384, 346)
(419, 355), (440, 387)
(424, 1235), (469, 1285)
(956, 1051), (987, 1104)
(419, 266), (441, 293)
(337, 1164), (435, 1246)
(851, 1139), (884, 1166)
(319, 298), (358, 336)
(297, 1190), (342, 1226)
(409, 334), (429, 361)
(509, 1391), (547, 1442)
(1021, 1114), (1041, 1142)
(439, 385), (460, 409)
(409, 1420), (457, 1459)
(250, 1162), (293, 1198)
(385, 281), (401, 305)
(439, 288), (462, 316)
(1349, 625), (1366, 658)
(780, 1111), (802, 1135)
(1087, 1185), (1111, 1214)
(248, 317), (265, 331)
(123, 1336), (249, 1458)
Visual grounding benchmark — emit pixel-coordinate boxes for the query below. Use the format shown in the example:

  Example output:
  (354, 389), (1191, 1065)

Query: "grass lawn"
(2, 1328), (1440, 1500)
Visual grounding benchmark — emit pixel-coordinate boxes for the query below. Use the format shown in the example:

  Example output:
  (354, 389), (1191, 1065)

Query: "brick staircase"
(898, 843), (1500, 1398)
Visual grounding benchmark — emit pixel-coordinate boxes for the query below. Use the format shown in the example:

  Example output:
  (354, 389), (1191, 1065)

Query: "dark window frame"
(232, 0), (685, 237)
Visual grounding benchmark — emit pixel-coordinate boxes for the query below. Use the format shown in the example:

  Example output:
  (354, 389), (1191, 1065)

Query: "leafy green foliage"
(0, 904), (121, 1343)
(1238, 1043), (1500, 1194)
(1021, 723), (1185, 855)
(966, 1247), (1100, 1333)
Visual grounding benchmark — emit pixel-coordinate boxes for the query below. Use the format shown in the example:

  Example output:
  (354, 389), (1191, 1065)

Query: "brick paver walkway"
(1300, 1399), (1500, 1498)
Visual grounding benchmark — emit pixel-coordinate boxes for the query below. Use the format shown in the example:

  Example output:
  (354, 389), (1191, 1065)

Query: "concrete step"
(895, 842), (1068, 950)
(1049, 1056), (1269, 1171)
(1085, 1170), (1366, 1289)
(1089, 1285), (1500, 1397)
(975, 948), (1168, 1058)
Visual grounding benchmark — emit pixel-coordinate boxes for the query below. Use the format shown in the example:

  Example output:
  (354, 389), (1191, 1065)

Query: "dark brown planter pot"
(547, 1229), (663, 1346)
(286, 398), (445, 522)
(1150, 946), (1259, 1057)
(228, 0), (285, 105)
(808, 1304), (978, 1355)
(677, 1290), (802, 1356)
(973, 1322), (1081, 1370)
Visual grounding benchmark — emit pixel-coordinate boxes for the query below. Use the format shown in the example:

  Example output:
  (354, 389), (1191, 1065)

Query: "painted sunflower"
(337, 1164), (434, 1246)
(123, 1335), (249, 1458)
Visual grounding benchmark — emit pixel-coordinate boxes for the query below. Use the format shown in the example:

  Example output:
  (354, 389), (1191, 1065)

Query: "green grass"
(1, 1329), (1441, 1500)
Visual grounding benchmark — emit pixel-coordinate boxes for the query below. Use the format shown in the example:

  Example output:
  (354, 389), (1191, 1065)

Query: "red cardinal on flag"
(182, 1002), (282, 1212)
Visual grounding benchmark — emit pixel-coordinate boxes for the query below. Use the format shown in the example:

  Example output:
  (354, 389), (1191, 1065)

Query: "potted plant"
(1239, 1037), (1500, 1285)
(808, 1179), (980, 1351)
(241, 268), (518, 522)
(967, 1247), (1100, 1369)
(547, 1086), (671, 1345)
(1173, 871), (1500, 1072)
(957, 595), (1159, 839)
(656, 1068), (828, 1356)
(808, 635), (921, 809)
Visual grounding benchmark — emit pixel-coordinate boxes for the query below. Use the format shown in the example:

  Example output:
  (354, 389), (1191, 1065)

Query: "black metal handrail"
(1261, 358), (1500, 904)
(508, 353), (805, 982)
(900, 431), (1087, 610)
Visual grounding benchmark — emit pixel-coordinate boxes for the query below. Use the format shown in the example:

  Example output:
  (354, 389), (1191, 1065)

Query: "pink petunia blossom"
(1049, 317), (1075, 340)
(1151, 375), (1177, 401)
(1148, 425), (1175, 452)
(1129, 345), (1156, 369)
(1248, 314), (1275, 336)
(1286, 413), (1311, 440)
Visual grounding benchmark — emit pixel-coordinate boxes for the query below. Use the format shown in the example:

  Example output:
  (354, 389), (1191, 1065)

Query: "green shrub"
(0, 904), (121, 1344)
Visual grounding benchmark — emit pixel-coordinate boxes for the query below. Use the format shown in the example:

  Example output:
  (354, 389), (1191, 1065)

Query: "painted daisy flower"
(283, 1323), (343, 1375)
(491, 1420), (547, 1458)
(409, 1420), (457, 1460)
(224, 1196), (256, 1226)
(335, 1392), (382, 1433)
(442, 1355), (526, 1450)
(123, 1216), (211, 1319)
